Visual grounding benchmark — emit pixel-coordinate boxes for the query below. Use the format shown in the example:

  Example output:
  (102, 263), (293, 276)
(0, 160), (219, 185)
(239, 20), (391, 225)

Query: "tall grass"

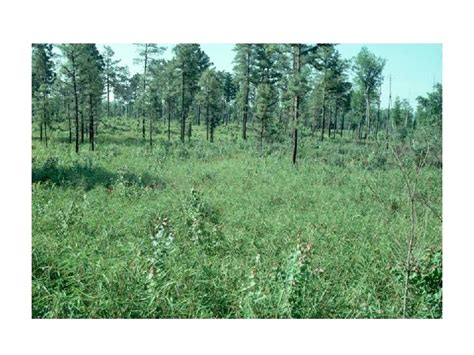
(32, 120), (442, 318)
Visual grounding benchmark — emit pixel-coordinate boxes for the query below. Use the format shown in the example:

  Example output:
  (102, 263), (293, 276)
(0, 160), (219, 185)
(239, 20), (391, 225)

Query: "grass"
(32, 118), (442, 318)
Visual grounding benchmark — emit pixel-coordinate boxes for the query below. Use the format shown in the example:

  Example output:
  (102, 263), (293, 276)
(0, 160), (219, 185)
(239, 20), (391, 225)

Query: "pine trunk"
(206, 103), (209, 141)
(107, 79), (110, 118)
(340, 112), (345, 137)
(242, 48), (250, 140)
(167, 100), (171, 141)
(180, 67), (185, 143)
(188, 119), (192, 142)
(44, 121), (48, 147)
(292, 44), (301, 165)
(386, 76), (392, 148)
(81, 107), (84, 143)
(328, 104), (334, 139)
(89, 94), (95, 151)
(150, 112), (153, 147)
(71, 53), (80, 154)
(365, 93), (371, 140)
(321, 101), (326, 141)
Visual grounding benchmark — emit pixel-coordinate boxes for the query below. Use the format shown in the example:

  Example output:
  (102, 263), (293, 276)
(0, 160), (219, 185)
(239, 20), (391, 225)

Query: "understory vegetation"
(32, 120), (442, 318)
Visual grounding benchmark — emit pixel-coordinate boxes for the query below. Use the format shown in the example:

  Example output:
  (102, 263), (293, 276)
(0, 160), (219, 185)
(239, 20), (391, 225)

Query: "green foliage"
(416, 83), (442, 128)
(32, 44), (55, 128)
(352, 46), (386, 97)
(392, 248), (442, 318)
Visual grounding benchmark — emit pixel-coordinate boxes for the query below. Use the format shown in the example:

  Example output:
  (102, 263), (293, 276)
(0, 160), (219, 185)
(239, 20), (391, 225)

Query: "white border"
(1, 0), (473, 354)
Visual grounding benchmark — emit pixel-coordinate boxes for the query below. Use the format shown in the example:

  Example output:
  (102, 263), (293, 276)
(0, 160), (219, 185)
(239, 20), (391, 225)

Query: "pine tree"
(134, 44), (165, 140)
(173, 44), (211, 142)
(233, 44), (254, 140)
(32, 44), (55, 147)
(59, 44), (82, 153)
(196, 68), (222, 142)
(102, 46), (121, 118)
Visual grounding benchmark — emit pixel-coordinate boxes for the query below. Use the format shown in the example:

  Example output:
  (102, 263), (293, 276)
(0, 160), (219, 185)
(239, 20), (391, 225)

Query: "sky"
(98, 43), (442, 108)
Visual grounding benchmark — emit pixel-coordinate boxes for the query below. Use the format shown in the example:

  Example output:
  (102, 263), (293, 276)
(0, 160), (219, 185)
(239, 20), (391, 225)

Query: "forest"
(32, 43), (442, 318)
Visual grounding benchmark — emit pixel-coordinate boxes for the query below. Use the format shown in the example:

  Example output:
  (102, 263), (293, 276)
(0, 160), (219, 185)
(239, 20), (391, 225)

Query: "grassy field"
(32, 118), (442, 318)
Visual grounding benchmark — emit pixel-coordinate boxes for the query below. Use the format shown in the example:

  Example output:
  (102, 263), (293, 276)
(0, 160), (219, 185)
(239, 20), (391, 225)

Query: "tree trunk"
(71, 53), (80, 154)
(44, 121), (48, 147)
(42, 91), (47, 145)
(242, 48), (250, 140)
(210, 113), (214, 143)
(180, 67), (185, 143)
(206, 102), (209, 141)
(80, 107), (84, 143)
(197, 105), (201, 125)
(167, 99), (171, 141)
(386, 76), (392, 149)
(292, 44), (301, 165)
(142, 44), (148, 141)
(106, 77), (110, 118)
(333, 106), (338, 139)
(328, 103), (334, 138)
(89, 93), (95, 151)
(40, 122), (43, 143)
(340, 112), (345, 138)
(321, 91), (326, 142)
(188, 119), (192, 142)
(149, 110), (153, 147)
(365, 92), (371, 140)
(67, 101), (72, 144)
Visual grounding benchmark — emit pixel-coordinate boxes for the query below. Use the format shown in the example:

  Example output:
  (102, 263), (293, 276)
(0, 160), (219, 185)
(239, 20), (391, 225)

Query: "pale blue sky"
(99, 43), (442, 108)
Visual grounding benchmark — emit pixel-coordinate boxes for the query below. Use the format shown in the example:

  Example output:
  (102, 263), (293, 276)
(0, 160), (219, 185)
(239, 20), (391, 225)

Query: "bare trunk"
(107, 78), (110, 118)
(44, 121), (48, 147)
(67, 101), (72, 144)
(180, 66), (186, 143)
(210, 113), (214, 143)
(206, 102), (209, 141)
(340, 112), (345, 138)
(71, 53), (80, 154)
(292, 45), (301, 165)
(386, 76), (392, 149)
(80, 106), (84, 143)
(242, 48), (250, 140)
(167, 100), (171, 141)
(188, 119), (192, 142)
(328, 104), (334, 138)
(149, 109), (153, 147)
(142, 44), (148, 140)
(321, 92), (326, 142)
(89, 93), (95, 151)
(365, 93), (370, 140)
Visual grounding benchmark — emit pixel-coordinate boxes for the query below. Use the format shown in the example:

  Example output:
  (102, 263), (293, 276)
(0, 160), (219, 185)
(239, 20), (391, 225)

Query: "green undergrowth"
(32, 120), (442, 318)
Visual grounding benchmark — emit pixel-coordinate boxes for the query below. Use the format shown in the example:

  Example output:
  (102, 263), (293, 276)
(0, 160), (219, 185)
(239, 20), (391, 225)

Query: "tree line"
(32, 43), (442, 163)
